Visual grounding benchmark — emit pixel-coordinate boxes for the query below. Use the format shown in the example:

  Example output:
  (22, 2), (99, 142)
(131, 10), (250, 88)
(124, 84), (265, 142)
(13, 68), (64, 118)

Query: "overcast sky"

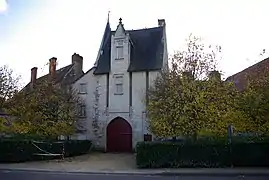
(1, 0), (269, 86)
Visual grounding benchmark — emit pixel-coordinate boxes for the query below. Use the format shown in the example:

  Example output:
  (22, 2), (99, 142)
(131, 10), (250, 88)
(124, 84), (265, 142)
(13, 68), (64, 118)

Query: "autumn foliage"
(0, 65), (20, 132)
(4, 80), (79, 138)
(147, 34), (258, 139)
(237, 70), (269, 134)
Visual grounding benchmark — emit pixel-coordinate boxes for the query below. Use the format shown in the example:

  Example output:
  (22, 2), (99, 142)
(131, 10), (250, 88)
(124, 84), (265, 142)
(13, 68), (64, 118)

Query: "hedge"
(136, 138), (269, 168)
(0, 139), (92, 163)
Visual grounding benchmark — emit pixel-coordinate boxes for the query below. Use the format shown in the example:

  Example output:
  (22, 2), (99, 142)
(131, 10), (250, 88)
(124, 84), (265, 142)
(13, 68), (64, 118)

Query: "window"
(79, 83), (87, 94)
(78, 104), (86, 117)
(114, 75), (123, 95)
(116, 46), (124, 60)
(116, 83), (123, 94)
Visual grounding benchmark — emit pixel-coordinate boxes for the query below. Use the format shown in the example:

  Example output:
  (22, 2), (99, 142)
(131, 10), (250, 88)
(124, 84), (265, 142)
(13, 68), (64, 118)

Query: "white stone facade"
(72, 19), (168, 151)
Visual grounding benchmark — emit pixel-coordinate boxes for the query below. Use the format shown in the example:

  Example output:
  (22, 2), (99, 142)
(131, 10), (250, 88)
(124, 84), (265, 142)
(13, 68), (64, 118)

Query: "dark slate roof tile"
(128, 27), (164, 72)
(23, 64), (74, 92)
(93, 24), (164, 74)
(94, 22), (111, 75)
(93, 39), (111, 75)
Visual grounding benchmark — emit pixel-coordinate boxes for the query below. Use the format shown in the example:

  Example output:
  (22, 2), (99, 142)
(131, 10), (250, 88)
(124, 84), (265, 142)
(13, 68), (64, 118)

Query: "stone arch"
(106, 116), (132, 152)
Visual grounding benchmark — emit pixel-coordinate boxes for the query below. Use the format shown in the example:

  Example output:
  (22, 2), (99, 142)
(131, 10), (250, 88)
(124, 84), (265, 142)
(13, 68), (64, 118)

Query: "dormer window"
(116, 46), (124, 60)
(115, 39), (124, 60)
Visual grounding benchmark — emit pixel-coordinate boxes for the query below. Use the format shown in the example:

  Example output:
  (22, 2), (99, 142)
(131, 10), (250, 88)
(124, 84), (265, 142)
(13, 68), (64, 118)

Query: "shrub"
(0, 139), (92, 163)
(136, 137), (269, 168)
(64, 140), (92, 157)
(231, 142), (269, 167)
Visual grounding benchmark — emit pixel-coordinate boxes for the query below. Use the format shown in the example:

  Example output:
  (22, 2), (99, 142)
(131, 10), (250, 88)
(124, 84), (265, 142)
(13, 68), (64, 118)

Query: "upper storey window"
(114, 74), (124, 95)
(115, 39), (124, 60)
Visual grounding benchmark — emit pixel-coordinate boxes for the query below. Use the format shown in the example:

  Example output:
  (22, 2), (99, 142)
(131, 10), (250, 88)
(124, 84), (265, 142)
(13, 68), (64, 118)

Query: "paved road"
(0, 170), (268, 180)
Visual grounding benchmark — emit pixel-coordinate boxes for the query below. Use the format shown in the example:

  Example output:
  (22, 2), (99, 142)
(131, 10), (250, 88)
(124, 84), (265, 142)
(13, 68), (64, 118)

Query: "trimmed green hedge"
(0, 139), (92, 163)
(136, 138), (269, 168)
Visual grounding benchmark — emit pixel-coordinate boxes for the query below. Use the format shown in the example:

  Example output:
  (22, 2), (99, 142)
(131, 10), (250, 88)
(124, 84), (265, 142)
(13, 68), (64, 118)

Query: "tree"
(0, 65), (20, 132)
(238, 72), (269, 135)
(6, 79), (79, 138)
(170, 34), (220, 80)
(147, 34), (243, 139)
(200, 78), (246, 136)
(0, 65), (20, 110)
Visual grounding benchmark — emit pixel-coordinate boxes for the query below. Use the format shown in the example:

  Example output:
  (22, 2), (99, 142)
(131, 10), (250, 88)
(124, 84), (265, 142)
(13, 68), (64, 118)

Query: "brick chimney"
(158, 19), (166, 27)
(72, 53), (83, 79)
(30, 67), (37, 89)
(49, 57), (57, 78)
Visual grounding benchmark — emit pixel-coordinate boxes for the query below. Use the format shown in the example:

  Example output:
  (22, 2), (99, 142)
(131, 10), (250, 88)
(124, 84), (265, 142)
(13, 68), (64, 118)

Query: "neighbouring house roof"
(23, 64), (80, 92)
(225, 57), (269, 91)
(93, 21), (165, 75)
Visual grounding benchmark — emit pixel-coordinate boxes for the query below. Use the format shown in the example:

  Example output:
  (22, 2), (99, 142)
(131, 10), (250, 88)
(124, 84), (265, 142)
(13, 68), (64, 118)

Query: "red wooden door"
(106, 117), (132, 152)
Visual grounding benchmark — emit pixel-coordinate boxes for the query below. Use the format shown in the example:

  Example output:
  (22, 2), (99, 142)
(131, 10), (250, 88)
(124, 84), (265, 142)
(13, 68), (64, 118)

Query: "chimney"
(182, 71), (194, 80)
(72, 53), (83, 79)
(209, 70), (221, 81)
(49, 57), (57, 78)
(158, 19), (166, 27)
(30, 67), (38, 89)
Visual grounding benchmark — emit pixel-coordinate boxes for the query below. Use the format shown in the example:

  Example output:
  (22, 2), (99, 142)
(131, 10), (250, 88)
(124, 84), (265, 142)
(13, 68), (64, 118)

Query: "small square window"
(79, 83), (87, 94)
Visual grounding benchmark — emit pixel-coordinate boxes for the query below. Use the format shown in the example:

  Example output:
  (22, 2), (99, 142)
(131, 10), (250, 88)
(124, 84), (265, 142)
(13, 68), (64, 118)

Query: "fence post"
(62, 142), (65, 160)
(228, 124), (233, 168)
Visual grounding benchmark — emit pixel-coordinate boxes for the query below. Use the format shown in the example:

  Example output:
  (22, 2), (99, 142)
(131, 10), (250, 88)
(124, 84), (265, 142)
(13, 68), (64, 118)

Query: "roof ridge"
(111, 26), (162, 33)
(37, 64), (72, 79)
(127, 26), (162, 32)
(226, 57), (269, 80)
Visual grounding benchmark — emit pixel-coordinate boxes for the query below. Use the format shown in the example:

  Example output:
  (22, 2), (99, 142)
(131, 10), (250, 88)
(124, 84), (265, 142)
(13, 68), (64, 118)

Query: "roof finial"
(119, 17), (122, 24)
(107, 11), (110, 22)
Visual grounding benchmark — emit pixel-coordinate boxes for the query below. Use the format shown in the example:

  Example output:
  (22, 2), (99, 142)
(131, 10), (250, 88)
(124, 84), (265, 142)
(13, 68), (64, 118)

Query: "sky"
(1, 0), (269, 87)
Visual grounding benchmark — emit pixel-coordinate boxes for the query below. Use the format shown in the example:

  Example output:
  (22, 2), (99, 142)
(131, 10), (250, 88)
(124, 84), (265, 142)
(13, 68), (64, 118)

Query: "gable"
(74, 67), (95, 83)
(115, 24), (125, 37)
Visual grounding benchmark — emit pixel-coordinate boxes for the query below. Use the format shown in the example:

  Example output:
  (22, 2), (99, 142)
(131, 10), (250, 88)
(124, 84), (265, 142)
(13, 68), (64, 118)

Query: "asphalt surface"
(1, 170), (269, 180)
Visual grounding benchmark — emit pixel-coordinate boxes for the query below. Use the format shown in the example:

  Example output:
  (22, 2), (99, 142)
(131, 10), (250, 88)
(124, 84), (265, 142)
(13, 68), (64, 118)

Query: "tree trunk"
(192, 131), (198, 142)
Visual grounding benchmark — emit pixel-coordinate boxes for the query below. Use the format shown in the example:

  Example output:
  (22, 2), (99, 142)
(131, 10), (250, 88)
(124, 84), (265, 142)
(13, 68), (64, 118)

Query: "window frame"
(78, 83), (87, 94)
(115, 46), (124, 60)
(77, 104), (86, 118)
(114, 75), (124, 95)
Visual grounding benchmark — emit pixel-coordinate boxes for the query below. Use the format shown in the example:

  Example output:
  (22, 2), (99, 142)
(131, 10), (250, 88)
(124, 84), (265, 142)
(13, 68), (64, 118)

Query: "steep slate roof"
(23, 64), (76, 92)
(93, 22), (164, 75)
(128, 27), (164, 72)
(225, 57), (269, 91)
(94, 21), (111, 74)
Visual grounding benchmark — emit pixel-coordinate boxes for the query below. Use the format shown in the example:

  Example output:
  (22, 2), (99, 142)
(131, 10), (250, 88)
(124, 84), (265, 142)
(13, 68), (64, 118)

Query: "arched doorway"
(106, 117), (132, 152)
